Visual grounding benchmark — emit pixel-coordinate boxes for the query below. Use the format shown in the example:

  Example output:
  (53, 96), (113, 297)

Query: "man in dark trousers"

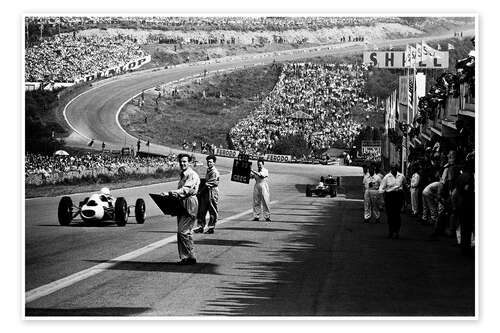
(193, 155), (220, 234)
(379, 164), (406, 239)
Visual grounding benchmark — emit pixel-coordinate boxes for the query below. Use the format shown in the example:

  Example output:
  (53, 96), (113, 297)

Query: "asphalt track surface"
(25, 30), (475, 316)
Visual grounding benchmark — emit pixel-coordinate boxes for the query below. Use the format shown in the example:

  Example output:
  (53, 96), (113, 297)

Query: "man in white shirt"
(379, 165), (406, 238)
(410, 165), (421, 217)
(363, 165), (382, 224)
(422, 181), (444, 229)
(251, 159), (271, 222)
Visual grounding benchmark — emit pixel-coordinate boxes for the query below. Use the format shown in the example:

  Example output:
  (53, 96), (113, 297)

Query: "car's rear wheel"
(135, 198), (146, 224)
(58, 196), (73, 226)
(306, 185), (312, 197)
(114, 197), (128, 226)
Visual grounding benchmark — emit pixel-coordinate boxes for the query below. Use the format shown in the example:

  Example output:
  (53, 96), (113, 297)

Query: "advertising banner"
(214, 148), (240, 158)
(74, 55), (151, 84)
(363, 51), (448, 69)
(264, 154), (292, 163)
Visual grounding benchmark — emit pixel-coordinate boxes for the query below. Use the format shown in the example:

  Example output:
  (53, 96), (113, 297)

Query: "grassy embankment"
(120, 63), (282, 149)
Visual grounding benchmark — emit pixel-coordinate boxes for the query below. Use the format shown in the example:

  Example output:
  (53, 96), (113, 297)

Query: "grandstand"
(229, 62), (382, 155)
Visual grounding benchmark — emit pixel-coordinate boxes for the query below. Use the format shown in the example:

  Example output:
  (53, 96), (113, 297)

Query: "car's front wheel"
(58, 196), (73, 226)
(114, 197), (128, 226)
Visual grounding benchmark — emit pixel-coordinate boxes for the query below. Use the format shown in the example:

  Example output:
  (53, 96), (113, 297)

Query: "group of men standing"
(412, 150), (475, 254)
(164, 153), (271, 265)
(363, 149), (475, 254)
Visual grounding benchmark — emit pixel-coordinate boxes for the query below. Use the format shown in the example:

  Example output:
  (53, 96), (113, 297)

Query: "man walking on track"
(379, 165), (406, 239)
(194, 155), (220, 234)
(363, 165), (382, 224)
(163, 153), (200, 265)
(251, 159), (271, 222)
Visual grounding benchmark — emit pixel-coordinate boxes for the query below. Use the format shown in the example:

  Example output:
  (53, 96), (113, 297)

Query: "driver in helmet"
(316, 176), (326, 190)
(100, 187), (114, 207)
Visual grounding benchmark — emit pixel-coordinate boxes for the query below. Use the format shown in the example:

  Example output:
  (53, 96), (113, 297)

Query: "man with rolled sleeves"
(163, 153), (200, 265)
(193, 155), (220, 234)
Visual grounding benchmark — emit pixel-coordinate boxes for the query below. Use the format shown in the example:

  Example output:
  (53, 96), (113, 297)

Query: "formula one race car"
(305, 175), (339, 197)
(57, 189), (146, 226)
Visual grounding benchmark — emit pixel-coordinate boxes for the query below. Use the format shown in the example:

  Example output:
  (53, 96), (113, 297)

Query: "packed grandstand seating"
(25, 152), (178, 179)
(26, 16), (404, 33)
(229, 62), (382, 154)
(25, 34), (145, 82)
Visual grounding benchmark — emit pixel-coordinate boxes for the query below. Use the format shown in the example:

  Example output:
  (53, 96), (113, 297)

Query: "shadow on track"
(25, 307), (150, 316)
(85, 260), (220, 275)
(37, 221), (134, 228)
(220, 227), (293, 232)
(196, 178), (475, 316)
(194, 239), (259, 247)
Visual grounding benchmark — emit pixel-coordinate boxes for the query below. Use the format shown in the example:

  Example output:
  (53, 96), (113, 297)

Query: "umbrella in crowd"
(289, 110), (313, 120)
(53, 150), (69, 156)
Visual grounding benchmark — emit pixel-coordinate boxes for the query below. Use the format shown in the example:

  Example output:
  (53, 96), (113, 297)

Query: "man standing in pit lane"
(379, 165), (406, 239)
(251, 159), (271, 222)
(363, 165), (382, 224)
(194, 155), (220, 234)
(162, 153), (200, 265)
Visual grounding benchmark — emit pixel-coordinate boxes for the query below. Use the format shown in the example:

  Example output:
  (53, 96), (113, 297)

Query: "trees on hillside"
(25, 89), (66, 154)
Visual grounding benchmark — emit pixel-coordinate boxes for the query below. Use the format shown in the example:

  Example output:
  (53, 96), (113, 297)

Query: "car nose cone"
(81, 210), (95, 218)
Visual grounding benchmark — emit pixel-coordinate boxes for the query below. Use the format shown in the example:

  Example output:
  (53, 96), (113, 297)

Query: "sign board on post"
(362, 146), (382, 155)
(231, 153), (252, 184)
(361, 140), (382, 160)
(363, 51), (448, 69)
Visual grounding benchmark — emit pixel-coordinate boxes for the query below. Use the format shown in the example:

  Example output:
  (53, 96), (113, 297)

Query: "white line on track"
(25, 200), (278, 304)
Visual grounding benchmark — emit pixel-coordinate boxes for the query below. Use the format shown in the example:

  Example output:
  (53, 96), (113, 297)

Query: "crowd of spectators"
(229, 62), (382, 155)
(25, 152), (178, 179)
(26, 16), (404, 33)
(25, 33), (146, 82)
(404, 140), (475, 255)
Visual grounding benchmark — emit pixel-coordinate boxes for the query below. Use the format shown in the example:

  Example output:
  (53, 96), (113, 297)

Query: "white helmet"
(100, 187), (111, 196)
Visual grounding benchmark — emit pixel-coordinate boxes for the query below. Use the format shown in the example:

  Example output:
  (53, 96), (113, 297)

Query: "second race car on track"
(306, 175), (339, 197)
(57, 188), (146, 226)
